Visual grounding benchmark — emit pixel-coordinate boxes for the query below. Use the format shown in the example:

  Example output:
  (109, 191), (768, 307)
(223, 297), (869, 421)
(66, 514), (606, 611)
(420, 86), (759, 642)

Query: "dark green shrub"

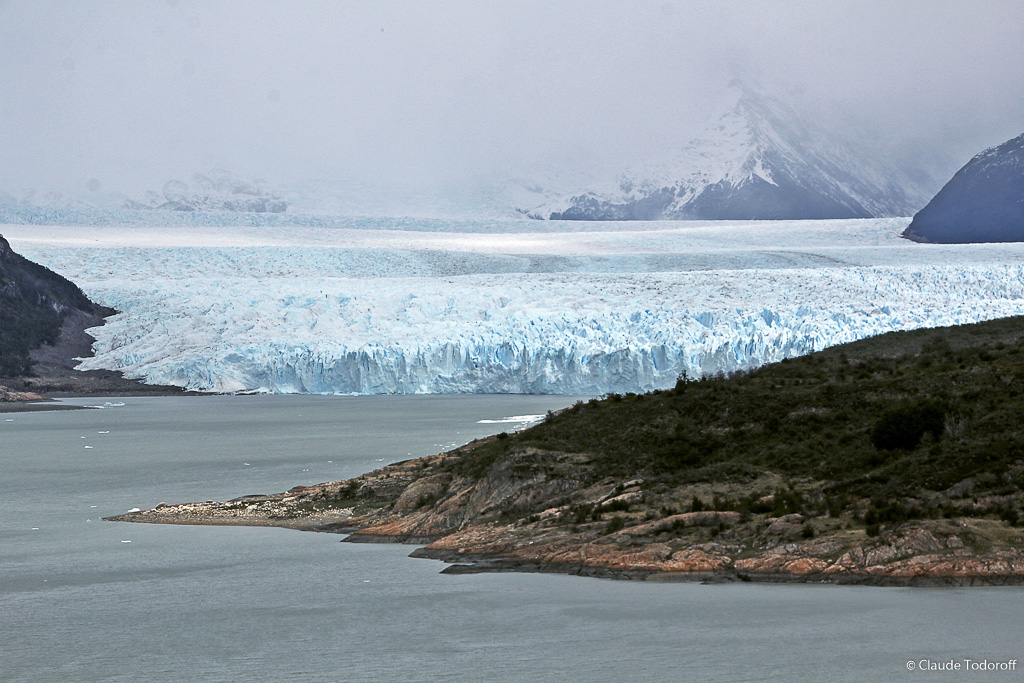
(601, 499), (631, 513)
(571, 505), (591, 524)
(870, 400), (946, 451)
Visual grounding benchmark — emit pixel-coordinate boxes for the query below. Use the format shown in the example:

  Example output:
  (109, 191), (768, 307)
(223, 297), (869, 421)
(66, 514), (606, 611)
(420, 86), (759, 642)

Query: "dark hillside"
(459, 315), (1024, 504)
(903, 133), (1024, 243)
(0, 234), (112, 377)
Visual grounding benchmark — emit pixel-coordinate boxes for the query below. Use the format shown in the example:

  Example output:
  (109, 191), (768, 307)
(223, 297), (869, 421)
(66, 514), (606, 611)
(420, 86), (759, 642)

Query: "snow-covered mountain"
(903, 132), (1024, 243)
(522, 82), (937, 221)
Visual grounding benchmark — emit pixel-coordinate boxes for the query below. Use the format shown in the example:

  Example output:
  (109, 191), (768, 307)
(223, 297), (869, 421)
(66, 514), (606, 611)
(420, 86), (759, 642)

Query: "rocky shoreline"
(107, 437), (1024, 587)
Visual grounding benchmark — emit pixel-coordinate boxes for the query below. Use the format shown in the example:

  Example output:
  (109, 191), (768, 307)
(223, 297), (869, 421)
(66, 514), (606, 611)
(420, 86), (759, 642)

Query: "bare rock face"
(0, 385), (45, 402)
(393, 474), (453, 513)
(617, 511), (742, 539)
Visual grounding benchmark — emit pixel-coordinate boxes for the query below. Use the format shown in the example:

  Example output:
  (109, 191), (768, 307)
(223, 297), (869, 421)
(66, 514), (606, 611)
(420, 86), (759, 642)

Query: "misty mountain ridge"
(0, 83), (953, 222)
(123, 169), (288, 213)
(518, 81), (942, 221)
(0, 169), (288, 217)
(902, 132), (1024, 243)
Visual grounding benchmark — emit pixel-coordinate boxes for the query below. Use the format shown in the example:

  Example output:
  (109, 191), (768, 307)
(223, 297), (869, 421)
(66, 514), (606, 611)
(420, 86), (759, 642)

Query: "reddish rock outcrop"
(106, 436), (1024, 586)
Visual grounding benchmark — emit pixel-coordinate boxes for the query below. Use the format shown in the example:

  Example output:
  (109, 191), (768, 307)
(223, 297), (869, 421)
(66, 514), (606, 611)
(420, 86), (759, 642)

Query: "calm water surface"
(2, 395), (1021, 682)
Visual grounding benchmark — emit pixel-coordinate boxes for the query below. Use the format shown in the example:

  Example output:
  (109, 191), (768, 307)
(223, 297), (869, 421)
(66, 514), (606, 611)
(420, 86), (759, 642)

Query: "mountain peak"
(523, 82), (936, 221)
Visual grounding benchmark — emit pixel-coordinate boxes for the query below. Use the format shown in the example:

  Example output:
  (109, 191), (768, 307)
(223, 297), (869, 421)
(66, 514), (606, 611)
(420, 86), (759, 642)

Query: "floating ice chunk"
(478, 414), (545, 424)
(84, 445), (93, 449)
(98, 431), (110, 434)
(4, 418), (13, 422)
(127, 507), (141, 513)
(121, 540), (132, 543)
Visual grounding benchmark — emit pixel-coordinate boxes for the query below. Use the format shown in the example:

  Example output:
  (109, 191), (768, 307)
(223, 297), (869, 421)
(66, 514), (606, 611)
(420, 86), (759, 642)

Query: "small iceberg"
(127, 507), (141, 513)
(477, 414), (545, 424)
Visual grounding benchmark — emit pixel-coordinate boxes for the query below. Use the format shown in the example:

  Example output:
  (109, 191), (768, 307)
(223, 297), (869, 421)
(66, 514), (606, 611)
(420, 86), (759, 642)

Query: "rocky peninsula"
(110, 316), (1024, 586)
(108, 448), (1024, 586)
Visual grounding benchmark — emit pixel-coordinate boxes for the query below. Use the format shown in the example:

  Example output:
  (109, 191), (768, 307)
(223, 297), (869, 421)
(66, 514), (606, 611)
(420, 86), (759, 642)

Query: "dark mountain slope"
(903, 133), (1024, 243)
(0, 235), (196, 399)
(0, 234), (112, 377)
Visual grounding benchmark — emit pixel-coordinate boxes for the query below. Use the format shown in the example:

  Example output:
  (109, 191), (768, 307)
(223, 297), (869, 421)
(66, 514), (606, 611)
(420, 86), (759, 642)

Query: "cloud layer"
(2, 0), (1022, 201)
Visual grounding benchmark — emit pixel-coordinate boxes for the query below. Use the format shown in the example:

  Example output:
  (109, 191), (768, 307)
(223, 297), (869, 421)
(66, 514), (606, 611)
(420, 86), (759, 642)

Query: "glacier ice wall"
(13, 219), (1024, 395)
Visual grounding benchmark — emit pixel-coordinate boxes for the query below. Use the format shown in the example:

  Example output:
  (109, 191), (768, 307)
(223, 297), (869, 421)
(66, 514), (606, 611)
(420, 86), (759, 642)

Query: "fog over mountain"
(520, 80), (941, 220)
(1, 0), (1022, 216)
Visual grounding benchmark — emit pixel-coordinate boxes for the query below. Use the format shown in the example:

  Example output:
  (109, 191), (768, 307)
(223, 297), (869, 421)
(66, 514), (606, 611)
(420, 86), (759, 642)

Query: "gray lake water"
(2, 395), (1022, 682)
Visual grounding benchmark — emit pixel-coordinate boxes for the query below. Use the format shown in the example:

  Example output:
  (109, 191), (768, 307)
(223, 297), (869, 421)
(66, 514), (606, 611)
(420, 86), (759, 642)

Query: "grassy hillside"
(116, 315), (1024, 583)
(446, 315), (1024, 531)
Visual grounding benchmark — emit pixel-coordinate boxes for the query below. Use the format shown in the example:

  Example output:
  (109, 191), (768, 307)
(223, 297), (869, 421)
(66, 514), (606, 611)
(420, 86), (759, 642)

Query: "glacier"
(6, 217), (1024, 394)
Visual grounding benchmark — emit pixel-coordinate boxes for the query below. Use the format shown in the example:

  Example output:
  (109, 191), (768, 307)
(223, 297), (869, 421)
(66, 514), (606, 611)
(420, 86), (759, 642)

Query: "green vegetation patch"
(449, 316), (1024, 511)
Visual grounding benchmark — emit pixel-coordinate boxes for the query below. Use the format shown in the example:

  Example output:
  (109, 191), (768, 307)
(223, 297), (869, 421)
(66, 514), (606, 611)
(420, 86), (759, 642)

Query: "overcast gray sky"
(2, 0), (1022, 201)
